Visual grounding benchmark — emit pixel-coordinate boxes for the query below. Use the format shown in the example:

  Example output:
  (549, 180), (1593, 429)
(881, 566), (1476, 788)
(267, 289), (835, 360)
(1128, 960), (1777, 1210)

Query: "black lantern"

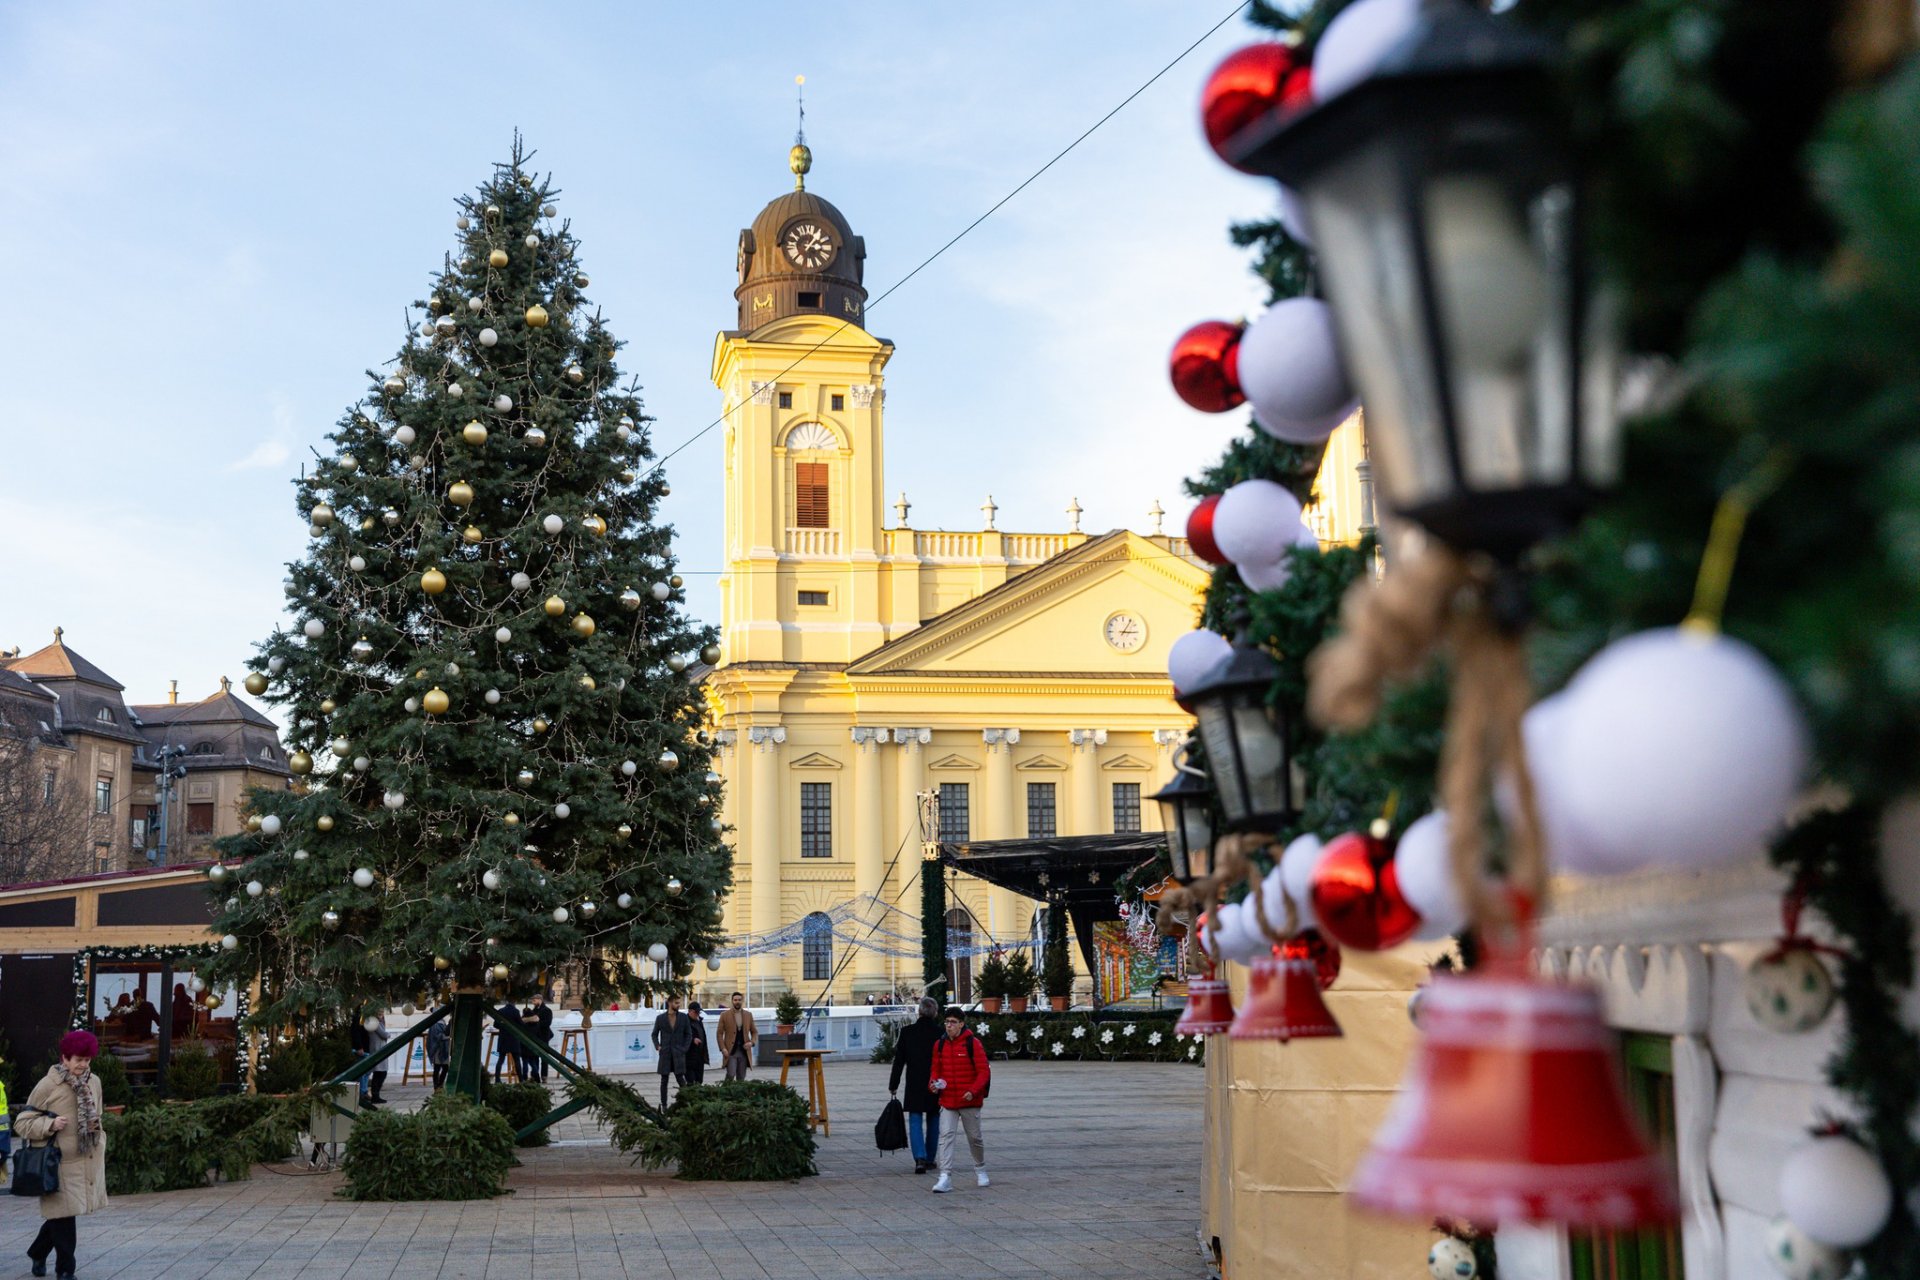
(1151, 742), (1217, 883)
(1183, 642), (1293, 834)
(1232, 1), (1618, 558)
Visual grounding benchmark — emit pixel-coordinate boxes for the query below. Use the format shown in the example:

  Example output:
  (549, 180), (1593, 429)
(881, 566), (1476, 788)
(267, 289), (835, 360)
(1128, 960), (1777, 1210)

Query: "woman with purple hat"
(15, 1029), (109, 1278)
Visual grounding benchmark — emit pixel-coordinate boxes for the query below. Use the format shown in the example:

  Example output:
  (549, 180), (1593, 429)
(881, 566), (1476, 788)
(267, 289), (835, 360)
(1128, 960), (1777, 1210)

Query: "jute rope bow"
(1157, 831), (1302, 968)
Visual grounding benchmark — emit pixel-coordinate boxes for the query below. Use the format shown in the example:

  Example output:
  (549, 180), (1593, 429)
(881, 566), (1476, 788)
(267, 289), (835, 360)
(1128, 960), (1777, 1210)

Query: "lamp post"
(1182, 639), (1294, 835)
(1231, 0), (1618, 559)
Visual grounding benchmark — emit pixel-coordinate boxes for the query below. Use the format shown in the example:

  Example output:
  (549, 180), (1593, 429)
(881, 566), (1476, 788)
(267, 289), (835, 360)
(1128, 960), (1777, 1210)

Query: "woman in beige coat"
(14, 1029), (108, 1278)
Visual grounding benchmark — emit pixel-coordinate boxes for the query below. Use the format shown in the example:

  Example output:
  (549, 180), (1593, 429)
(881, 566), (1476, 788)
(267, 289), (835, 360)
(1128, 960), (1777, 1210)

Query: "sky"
(0, 2), (1278, 709)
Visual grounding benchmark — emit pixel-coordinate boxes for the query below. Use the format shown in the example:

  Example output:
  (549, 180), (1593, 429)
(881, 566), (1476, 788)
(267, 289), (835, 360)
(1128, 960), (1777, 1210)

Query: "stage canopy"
(939, 832), (1165, 970)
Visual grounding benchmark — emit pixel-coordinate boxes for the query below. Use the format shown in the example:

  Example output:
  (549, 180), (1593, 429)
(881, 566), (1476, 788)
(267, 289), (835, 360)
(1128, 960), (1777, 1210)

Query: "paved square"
(0, 1060), (1207, 1278)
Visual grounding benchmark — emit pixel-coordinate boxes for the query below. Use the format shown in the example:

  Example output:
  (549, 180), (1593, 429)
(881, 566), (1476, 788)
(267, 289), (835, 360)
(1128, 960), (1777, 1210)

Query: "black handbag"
(874, 1097), (908, 1152)
(9, 1107), (62, 1197)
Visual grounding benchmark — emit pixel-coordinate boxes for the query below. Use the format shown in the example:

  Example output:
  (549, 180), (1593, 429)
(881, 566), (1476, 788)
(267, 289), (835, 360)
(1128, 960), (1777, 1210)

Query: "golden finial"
(790, 74), (811, 191)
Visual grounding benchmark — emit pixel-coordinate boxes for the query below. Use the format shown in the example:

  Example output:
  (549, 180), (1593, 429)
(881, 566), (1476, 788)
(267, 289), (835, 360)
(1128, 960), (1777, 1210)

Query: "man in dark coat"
(493, 1000), (524, 1081)
(523, 994), (555, 1081)
(651, 994), (694, 1109)
(888, 997), (945, 1173)
(685, 1001), (710, 1084)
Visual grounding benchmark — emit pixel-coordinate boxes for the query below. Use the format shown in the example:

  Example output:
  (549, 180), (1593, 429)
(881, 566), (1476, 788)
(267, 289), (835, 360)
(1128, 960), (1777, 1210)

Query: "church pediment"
(789, 751), (843, 770)
(928, 753), (980, 771)
(1101, 754), (1154, 772)
(1016, 754), (1067, 771)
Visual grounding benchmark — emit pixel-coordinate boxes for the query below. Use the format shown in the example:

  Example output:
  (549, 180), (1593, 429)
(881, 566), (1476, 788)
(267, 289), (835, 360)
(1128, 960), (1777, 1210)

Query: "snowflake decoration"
(1188, 1043), (1199, 1059)
(1100, 1029), (1114, 1044)
(1148, 1031), (1163, 1046)
(1123, 1023), (1137, 1036)
(976, 1024), (990, 1035)
(1005, 1029), (1018, 1043)
(1030, 1025), (1044, 1038)
(1050, 1041), (1065, 1056)
(1071, 1025), (1085, 1039)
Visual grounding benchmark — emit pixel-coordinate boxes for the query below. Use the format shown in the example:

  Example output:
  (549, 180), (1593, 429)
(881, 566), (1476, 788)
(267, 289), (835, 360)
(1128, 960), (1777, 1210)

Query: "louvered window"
(794, 462), (830, 528)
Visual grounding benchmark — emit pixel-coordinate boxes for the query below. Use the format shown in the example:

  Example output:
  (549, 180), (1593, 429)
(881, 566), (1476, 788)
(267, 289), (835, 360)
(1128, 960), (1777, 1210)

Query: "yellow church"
(699, 144), (1368, 1005)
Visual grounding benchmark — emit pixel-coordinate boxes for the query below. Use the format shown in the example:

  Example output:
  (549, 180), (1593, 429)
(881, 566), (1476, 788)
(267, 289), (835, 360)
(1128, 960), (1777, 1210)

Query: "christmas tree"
(204, 138), (729, 1094)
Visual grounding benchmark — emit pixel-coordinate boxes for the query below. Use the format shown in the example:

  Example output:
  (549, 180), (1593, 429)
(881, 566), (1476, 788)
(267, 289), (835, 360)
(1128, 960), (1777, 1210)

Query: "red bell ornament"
(1201, 43), (1307, 172)
(1229, 945), (1341, 1041)
(1309, 830), (1423, 951)
(1352, 972), (1677, 1228)
(1186, 494), (1230, 566)
(1177, 976), (1237, 1036)
(1169, 321), (1245, 413)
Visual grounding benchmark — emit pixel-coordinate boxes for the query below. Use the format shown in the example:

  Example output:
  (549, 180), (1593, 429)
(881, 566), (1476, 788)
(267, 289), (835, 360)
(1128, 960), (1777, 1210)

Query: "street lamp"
(1183, 640), (1293, 834)
(1232, 0), (1619, 558)
(1151, 741), (1217, 883)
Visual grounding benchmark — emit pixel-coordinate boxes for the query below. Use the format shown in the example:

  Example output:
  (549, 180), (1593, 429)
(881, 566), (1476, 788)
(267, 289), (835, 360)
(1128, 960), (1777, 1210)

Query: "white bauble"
(553, 906), (570, 923)
(483, 869), (502, 890)
(1505, 695), (1602, 873)
(383, 790), (405, 810)
(646, 942), (670, 964)
(1168, 628), (1233, 694)
(620, 759), (638, 777)
(1278, 184), (1314, 248)
(302, 618), (325, 639)
(1548, 629), (1808, 874)
(524, 233), (541, 249)
(349, 555), (367, 572)
(259, 814), (283, 837)
(479, 327), (499, 346)
(467, 296), (484, 312)
(554, 802), (571, 819)
(484, 689), (502, 705)
(616, 893), (634, 910)
(190, 975), (207, 992)
(650, 582), (672, 600)
(494, 393), (513, 412)
(1427, 1236), (1478, 1280)
(267, 656), (286, 674)
(1312, 0), (1422, 100)
(404, 697), (419, 713)
(419, 321), (436, 338)
(510, 571), (532, 591)
(616, 424), (633, 442)
(707, 957), (722, 972)
(1395, 810), (1462, 940)
(1764, 1215), (1848, 1280)
(1780, 1134), (1892, 1248)
(495, 626), (512, 643)
(1746, 948), (1837, 1034)
(352, 867), (376, 888)
(1278, 833), (1325, 929)
(456, 215), (470, 230)
(1212, 479), (1305, 569)
(220, 934), (238, 951)
(1237, 298), (1356, 443)
(352, 756), (370, 772)
(448, 381), (464, 397)
(394, 425), (416, 446)
(246, 879), (265, 898)
(292, 848), (309, 862)
(543, 514), (564, 535)
(1238, 556), (1293, 593)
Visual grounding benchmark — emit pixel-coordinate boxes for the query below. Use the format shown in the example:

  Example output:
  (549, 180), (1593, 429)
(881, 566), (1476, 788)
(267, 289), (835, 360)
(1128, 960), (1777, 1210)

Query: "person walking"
(716, 991), (757, 1080)
(348, 1017), (378, 1107)
(927, 1006), (990, 1194)
(365, 1014), (391, 1105)
(425, 1019), (451, 1091)
(492, 999), (524, 1082)
(888, 997), (944, 1174)
(524, 994), (554, 1081)
(685, 1002), (710, 1085)
(16, 1030), (109, 1278)
(651, 994), (694, 1109)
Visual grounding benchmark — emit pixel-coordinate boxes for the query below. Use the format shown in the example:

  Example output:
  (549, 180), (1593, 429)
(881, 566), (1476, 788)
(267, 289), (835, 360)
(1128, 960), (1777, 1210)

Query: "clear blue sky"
(0, 2), (1277, 708)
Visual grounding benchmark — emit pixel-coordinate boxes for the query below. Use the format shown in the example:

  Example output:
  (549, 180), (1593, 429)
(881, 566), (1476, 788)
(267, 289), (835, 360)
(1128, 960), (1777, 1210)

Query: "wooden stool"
(778, 1048), (831, 1136)
(484, 1028), (521, 1081)
(559, 1027), (592, 1070)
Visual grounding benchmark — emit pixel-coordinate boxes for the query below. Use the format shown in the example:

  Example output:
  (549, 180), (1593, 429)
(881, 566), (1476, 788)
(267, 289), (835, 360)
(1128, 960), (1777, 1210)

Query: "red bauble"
(1287, 927), (1343, 990)
(1309, 831), (1423, 951)
(1170, 320), (1245, 413)
(1186, 494), (1229, 566)
(1281, 65), (1313, 113)
(1201, 43), (1306, 172)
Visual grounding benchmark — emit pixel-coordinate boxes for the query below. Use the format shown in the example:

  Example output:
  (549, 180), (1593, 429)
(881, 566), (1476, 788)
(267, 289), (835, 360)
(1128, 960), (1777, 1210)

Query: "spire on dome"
(790, 74), (811, 191)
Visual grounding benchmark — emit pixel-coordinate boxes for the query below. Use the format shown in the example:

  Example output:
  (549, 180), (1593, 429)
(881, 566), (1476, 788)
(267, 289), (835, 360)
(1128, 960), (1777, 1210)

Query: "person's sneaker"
(29, 1259), (47, 1277)
(976, 1167), (991, 1187)
(931, 1173), (952, 1193)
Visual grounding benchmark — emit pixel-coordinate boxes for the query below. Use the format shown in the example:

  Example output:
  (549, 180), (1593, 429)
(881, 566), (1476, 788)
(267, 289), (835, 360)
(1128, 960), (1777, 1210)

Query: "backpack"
(965, 1034), (991, 1099)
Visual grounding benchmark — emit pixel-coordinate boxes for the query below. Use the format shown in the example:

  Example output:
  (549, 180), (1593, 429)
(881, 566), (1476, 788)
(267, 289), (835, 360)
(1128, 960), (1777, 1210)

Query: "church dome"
(734, 161), (868, 333)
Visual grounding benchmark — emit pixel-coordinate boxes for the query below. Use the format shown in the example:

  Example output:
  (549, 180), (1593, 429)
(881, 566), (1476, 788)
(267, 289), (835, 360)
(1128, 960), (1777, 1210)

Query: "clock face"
(782, 220), (837, 270)
(1104, 612), (1147, 653)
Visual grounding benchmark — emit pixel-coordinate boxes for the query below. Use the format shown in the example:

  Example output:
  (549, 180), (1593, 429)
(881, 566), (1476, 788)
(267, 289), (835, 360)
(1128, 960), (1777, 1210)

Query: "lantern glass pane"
(1231, 697), (1289, 823)
(1195, 705), (1247, 827)
(1157, 796), (1193, 881)
(1180, 802), (1215, 879)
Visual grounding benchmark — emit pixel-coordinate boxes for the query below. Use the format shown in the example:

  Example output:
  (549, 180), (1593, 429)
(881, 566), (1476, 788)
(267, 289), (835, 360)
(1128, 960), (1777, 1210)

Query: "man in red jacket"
(928, 1006), (991, 1193)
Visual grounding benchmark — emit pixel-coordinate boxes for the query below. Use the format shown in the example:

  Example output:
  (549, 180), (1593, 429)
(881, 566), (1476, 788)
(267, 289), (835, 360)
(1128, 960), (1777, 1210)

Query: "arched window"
(95, 707), (113, 724)
(784, 422), (838, 533)
(802, 911), (833, 981)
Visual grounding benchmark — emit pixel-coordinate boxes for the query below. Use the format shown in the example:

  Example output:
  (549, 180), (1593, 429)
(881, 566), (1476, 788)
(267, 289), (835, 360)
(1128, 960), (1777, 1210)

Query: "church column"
(892, 728), (930, 928)
(850, 727), (889, 993)
(1068, 728), (1107, 835)
(747, 726), (785, 1002)
(981, 729), (1024, 945)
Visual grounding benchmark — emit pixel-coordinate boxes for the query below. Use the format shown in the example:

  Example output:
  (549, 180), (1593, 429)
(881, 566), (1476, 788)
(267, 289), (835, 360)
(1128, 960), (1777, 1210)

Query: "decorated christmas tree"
(204, 138), (729, 1093)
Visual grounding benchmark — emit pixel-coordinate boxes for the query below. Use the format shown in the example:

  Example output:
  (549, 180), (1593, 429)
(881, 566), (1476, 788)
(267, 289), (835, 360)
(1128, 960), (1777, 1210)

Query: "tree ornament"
(1201, 43), (1310, 171)
(383, 374), (405, 395)
(463, 525), (484, 545)
(567, 364), (584, 383)
(1394, 811), (1465, 940)
(246, 814), (263, 833)
(484, 203), (500, 218)
(246, 879), (265, 898)
(491, 626), (512, 644)
(509, 571), (532, 592)
(326, 736), (350, 759)
(316, 815), (334, 832)
(1427, 1237), (1477, 1279)
(381, 506), (401, 526)
(420, 320), (437, 339)
(701, 643), (723, 665)
(352, 757), (369, 772)
(448, 381), (464, 397)
(208, 863), (228, 882)
(554, 802), (572, 819)
(479, 327), (499, 346)
(552, 906), (570, 923)
(1184, 494), (1230, 567)
(615, 423), (633, 442)
(288, 750), (314, 776)
(1779, 1132), (1892, 1247)
(575, 272), (589, 287)
(525, 304), (549, 328)
(1211, 479), (1306, 569)
(448, 480), (475, 508)
(1309, 828), (1421, 950)
(259, 814), (282, 836)
(1168, 628), (1233, 697)
(524, 233), (541, 249)
(658, 749), (680, 771)
(647, 943), (670, 964)
(542, 513), (564, 535)
(243, 671), (270, 696)
(320, 909), (341, 930)
(650, 582), (671, 601)
(226, 894), (240, 910)
(422, 687), (450, 715)
(319, 697), (336, 714)
(620, 588), (642, 610)
(435, 315), (456, 337)
(1764, 1216), (1848, 1280)
(619, 759), (638, 777)
(221, 934), (238, 950)
(483, 869), (502, 890)
(382, 790), (405, 810)
(617, 892), (634, 909)
(1237, 297), (1356, 443)
(351, 636), (374, 661)
(349, 555), (367, 573)
(710, 818), (725, 835)
(494, 393), (513, 412)
(293, 848), (309, 862)
(579, 675), (596, 691)
(394, 424), (417, 446)
(669, 574), (684, 589)
(456, 215), (470, 230)
(352, 867), (376, 888)
(488, 249), (508, 268)
(492, 964), (510, 982)
(266, 655), (285, 674)
(421, 567), (448, 595)
(463, 420), (488, 445)
(707, 956), (723, 972)
(525, 425), (551, 446)
(303, 618), (326, 639)
(583, 514), (607, 537)
(485, 688), (502, 705)
(515, 768), (535, 786)
(1542, 628), (1809, 874)
(310, 502), (335, 528)
(544, 595), (566, 617)
(580, 900), (596, 918)
(1310, 0), (1423, 101)
(619, 468), (638, 484)
(667, 653), (687, 673)
(433, 955), (451, 971)
(666, 877), (684, 896)
(1168, 320), (1245, 412)
(1746, 946), (1837, 1033)
(503, 812), (520, 827)
(467, 296), (483, 312)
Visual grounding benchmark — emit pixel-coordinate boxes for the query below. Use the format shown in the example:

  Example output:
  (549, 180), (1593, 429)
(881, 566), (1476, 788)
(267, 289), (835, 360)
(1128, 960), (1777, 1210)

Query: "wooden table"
(777, 1048), (831, 1135)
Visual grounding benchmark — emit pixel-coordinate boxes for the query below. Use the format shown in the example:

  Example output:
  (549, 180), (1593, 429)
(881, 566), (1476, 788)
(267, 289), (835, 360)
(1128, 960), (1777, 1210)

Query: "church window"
(802, 912), (833, 980)
(778, 391), (793, 409)
(938, 783), (970, 843)
(1112, 783), (1141, 834)
(797, 291), (821, 308)
(1026, 783), (1057, 838)
(794, 461), (830, 528)
(830, 393), (844, 411)
(800, 782), (832, 857)
(798, 590), (829, 606)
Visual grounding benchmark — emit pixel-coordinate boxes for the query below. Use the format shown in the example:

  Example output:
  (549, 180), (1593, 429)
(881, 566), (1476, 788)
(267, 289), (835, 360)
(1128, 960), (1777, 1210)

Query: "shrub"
(1003, 951), (1036, 1000)
(1042, 910), (1073, 998)
(484, 1080), (554, 1147)
(255, 1037), (315, 1095)
(167, 1041), (220, 1100)
(342, 1093), (514, 1200)
(975, 954), (1009, 1000)
(90, 1051), (132, 1108)
(629, 1080), (816, 1181)
(870, 1020), (899, 1064)
(774, 991), (803, 1026)
(103, 1092), (303, 1194)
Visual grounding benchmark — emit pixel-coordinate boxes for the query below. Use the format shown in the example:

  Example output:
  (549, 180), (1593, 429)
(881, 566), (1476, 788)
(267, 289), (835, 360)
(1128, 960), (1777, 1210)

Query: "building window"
(130, 817), (147, 850)
(938, 783), (970, 843)
(830, 393), (845, 411)
(95, 776), (112, 815)
(800, 782), (832, 858)
(43, 769), (56, 804)
(797, 291), (821, 308)
(1112, 782), (1141, 834)
(802, 911), (833, 981)
(194, 742), (214, 755)
(1027, 782), (1057, 838)
(96, 707), (113, 724)
(798, 590), (829, 606)
(778, 391), (793, 409)
(794, 461), (829, 528)
(187, 802), (215, 835)
(1567, 1034), (1683, 1279)
(94, 842), (112, 873)
(258, 745), (274, 762)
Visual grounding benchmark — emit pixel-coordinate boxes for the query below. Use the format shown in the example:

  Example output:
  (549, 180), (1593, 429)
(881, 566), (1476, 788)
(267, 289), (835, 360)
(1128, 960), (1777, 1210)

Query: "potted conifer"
(1004, 951), (1036, 1013)
(775, 990), (803, 1035)
(976, 954), (1009, 1013)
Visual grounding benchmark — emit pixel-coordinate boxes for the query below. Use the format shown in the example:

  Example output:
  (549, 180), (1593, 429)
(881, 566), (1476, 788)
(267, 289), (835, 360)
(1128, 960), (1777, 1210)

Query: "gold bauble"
(616, 823), (633, 841)
(492, 963), (510, 981)
(422, 686), (451, 715)
(319, 698), (336, 714)
(504, 811), (520, 827)
(532, 717), (550, 734)
(463, 525), (484, 545)
(583, 514), (607, 537)
(620, 588), (642, 611)
(488, 248), (509, 268)
(543, 595), (566, 617)
(669, 575), (684, 589)
(421, 567), (448, 595)
(288, 750), (314, 776)
(462, 420), (488, 446)
(433, 955), (451, 971)
(316, 814), (335, 832)
(243, 672), (269, 696)
(448, 480), (475, 507)
(618, 468), (637, 484)
(580, 675), (596, 691)
(360, 517), (375, 531)
(246, 814), (263, 832)
(525, 304), (549, 328)
(572, 612), (596, 638)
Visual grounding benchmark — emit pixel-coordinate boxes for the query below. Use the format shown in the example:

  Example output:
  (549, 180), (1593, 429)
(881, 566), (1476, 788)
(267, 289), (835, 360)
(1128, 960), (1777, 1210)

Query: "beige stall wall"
(1201, 943), (1445, 1279)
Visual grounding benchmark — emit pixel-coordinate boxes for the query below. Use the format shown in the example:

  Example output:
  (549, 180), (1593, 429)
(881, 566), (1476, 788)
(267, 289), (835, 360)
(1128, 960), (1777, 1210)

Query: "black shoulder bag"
(9, 1105), (62, 1197)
